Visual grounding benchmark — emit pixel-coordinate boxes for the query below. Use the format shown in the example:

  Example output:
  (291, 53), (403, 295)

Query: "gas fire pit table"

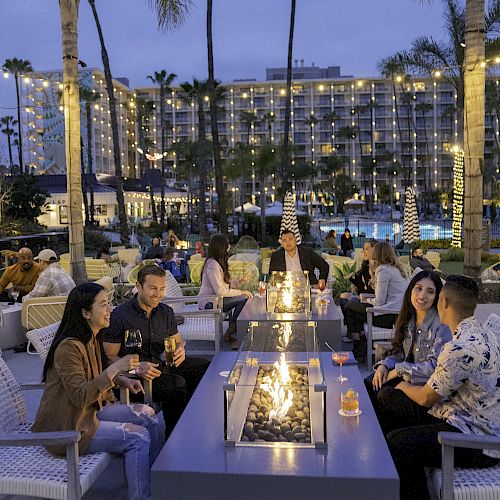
(151, 351), (398, 500)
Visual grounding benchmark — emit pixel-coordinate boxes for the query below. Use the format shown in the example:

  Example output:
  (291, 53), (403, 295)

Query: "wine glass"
(318, 280), (326, 293)
(124, 329), (142, 374)
(10, 289), (19, 303)
(332, 351), (350, 383)
(258, 280), (266, 297)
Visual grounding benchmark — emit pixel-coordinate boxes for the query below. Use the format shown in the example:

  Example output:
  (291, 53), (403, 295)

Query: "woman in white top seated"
(199, 234), (253, 343)
(343, 242), (409, 358)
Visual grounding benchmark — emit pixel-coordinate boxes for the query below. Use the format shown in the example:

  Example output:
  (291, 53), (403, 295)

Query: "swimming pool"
(319, 220), (454, 241)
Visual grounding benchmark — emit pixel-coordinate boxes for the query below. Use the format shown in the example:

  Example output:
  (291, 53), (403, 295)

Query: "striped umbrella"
(402, 187), (420, 244)
(279, 191), (302, 244)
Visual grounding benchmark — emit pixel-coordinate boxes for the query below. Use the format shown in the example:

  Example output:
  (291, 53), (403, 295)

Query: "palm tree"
(179, 79), (210, 241)
(206, 0), (227, 234)
(378, 55), (408, 189)
(320, 154), (345, 213)
(281, 0), (296, 189)
(58, 0), (86, 283)
(87, 0), (129, 243)
(2, 58), (33, 173)
(0, 116), (17, 172)
(415, 101), (433, 212)
(255, 142), (279, 241)
(240, 110), (259, 146)
(147, 70), (177, 224)
(322, 110), (338, 153)
(79, 86), (100, 226)
(174, 139), (198, 220)
(336, 125), (357, 178)
(262, 112), (275, 142)
(304, 113), (319, 192)
(462, 0), (486, 277)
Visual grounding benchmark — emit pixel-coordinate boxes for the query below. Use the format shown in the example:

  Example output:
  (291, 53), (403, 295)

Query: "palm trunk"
(86, 101), (95, 225)
(392, 80), (406, 189)
(80, 136), (90, 226)
(59, 0), (87, 283)
(88, 0), (129, 244)
(207, 0), (227, 234)
(197, 96), (208, 241)
(149, 182), (157, 221)
(463, 0), (485, 278)
(281, 0), (296, 189)
(160, 83), (166, 223)
(14, 76), (24, 173)
(6, 133), (13, 171)
(260, 172), (266, 243)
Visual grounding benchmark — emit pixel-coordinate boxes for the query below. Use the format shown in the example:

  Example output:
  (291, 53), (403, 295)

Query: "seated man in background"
(194, 240), (205, 258)
(144, 237), (165, 260)
(0, 247), (40, 301)
(104, 264), (209, 438)
(269, 229), (329, 288)
(409, 246), (434, 272)
(481, 262), (500, 281)
(380, 275), (499, 500)
(159, 247), (184, 281)
(23, 249), (75, 300)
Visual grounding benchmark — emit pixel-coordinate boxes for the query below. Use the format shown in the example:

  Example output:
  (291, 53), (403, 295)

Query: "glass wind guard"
(224, 321), (326, 449)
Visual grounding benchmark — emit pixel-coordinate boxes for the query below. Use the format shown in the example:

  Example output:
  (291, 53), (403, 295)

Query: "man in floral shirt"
(382, 275), (499, 500)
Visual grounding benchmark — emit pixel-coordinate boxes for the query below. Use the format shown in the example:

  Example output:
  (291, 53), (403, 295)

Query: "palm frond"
(442, 0), (465, 66)
(486, 0), (500, 35)
(147, 0), (192, 31)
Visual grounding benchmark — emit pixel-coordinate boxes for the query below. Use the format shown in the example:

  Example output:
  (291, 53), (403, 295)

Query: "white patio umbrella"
(279, 192), (302, 244)
(402, 186), (420, 244)
(234, 202), (261, 214)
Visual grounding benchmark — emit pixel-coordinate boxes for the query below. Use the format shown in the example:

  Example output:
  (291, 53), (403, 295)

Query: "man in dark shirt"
(103, 264), (209, 437)
(409, 247), (434, 272)
(144, 237), (165, 260)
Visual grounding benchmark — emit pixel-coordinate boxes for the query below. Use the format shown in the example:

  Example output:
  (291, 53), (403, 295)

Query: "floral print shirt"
(428, 316), (500, 457)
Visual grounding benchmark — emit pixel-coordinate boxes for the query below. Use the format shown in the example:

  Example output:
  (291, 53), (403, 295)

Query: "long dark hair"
(202, 233), (231, 284)
(42, 282), (106, 381)
(389, 270), (443, 355)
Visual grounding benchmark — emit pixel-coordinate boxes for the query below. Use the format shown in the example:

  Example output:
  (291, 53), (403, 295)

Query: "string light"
(451, 148), (464, 248)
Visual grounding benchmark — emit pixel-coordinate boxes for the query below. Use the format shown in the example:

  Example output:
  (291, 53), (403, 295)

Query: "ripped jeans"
(85, 403), (161, 500)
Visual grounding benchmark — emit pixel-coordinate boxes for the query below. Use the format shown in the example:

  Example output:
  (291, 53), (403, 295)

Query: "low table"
(237, 295), (342, 351)
(0, 303), (24, 350)
(151, 352), (399, 500)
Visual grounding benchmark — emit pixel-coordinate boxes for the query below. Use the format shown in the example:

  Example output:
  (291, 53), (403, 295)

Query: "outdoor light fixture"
(451, 149), (464, 248)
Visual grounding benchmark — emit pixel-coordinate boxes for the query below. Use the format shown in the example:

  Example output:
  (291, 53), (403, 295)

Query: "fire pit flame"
(259, 353), (294, 419)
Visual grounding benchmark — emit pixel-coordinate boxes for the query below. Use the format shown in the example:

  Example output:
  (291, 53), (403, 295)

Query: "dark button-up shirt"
(103, 295), (177, 367)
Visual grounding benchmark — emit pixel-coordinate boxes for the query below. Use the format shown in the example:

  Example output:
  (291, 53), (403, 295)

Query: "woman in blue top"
(365, 270), (452, 432)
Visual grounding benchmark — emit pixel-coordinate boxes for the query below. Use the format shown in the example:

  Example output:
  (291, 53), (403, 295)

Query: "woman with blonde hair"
(343, 241), (409, 359)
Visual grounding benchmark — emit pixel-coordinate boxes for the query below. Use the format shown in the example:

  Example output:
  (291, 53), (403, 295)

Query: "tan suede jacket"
(31, 336), (115, 456)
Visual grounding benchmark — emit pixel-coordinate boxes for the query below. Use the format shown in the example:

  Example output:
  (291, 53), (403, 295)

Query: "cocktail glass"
(332, 351), (349, 382)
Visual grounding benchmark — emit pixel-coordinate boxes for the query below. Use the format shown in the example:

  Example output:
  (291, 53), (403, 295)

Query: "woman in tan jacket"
(32, 283), (160, 500)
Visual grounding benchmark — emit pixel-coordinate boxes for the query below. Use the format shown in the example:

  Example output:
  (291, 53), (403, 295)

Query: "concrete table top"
(151, 352), (399, 500)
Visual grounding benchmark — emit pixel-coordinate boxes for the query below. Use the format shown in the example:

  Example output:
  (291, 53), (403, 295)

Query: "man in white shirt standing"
(23, 249), (76, 300)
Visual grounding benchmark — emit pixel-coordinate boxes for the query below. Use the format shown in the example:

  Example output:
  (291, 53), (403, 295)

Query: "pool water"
(320, 221), (453, 241)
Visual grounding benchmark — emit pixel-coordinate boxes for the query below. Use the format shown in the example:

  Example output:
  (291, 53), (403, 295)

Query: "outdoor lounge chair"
(0, 352), (112, 500)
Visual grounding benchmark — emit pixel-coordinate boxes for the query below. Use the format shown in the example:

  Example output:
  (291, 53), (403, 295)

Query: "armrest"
(438, 431), (500, 451)
(163, 294), (222, 305)
(368, 306), (401, 316)
(20, 383), (45, 391)
(0, 430), (80, 447)
(176, 309), (222, 317)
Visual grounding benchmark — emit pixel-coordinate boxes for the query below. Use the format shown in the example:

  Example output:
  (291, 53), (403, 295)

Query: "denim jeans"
(205, 295), (248, 326)
(85, 403), (161, 500)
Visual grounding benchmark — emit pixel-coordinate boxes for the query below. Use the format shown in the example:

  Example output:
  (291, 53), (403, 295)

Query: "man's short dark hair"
(443, 275), (479, 316)
(165, 247), (174, 259)
(137, 264), (166, 285)
(280, 229), (295, 238)
(412, 245), (422, 256)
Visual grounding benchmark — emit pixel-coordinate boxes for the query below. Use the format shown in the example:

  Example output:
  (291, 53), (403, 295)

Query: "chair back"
(235, 235), (259, 254)
(188, 259), (205, 286)
(189, 253), (204, 261)
(228, 261), (260, 292)
(229, 252), (261, 267)
(261, 257), (271, 275)
(26, 322), (60, 362)
(484, 313), (500, 339)
(22, 295), (68, 330)
(0, 354), (27, 431)
(117, 248), (140, 266)
(85, 258), (110, 281)
(425, 251), (441, 270)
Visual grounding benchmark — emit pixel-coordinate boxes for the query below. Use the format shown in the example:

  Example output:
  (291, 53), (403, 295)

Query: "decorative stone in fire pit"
(266, 271), (311, 317)
(224, 321), (326, 448)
